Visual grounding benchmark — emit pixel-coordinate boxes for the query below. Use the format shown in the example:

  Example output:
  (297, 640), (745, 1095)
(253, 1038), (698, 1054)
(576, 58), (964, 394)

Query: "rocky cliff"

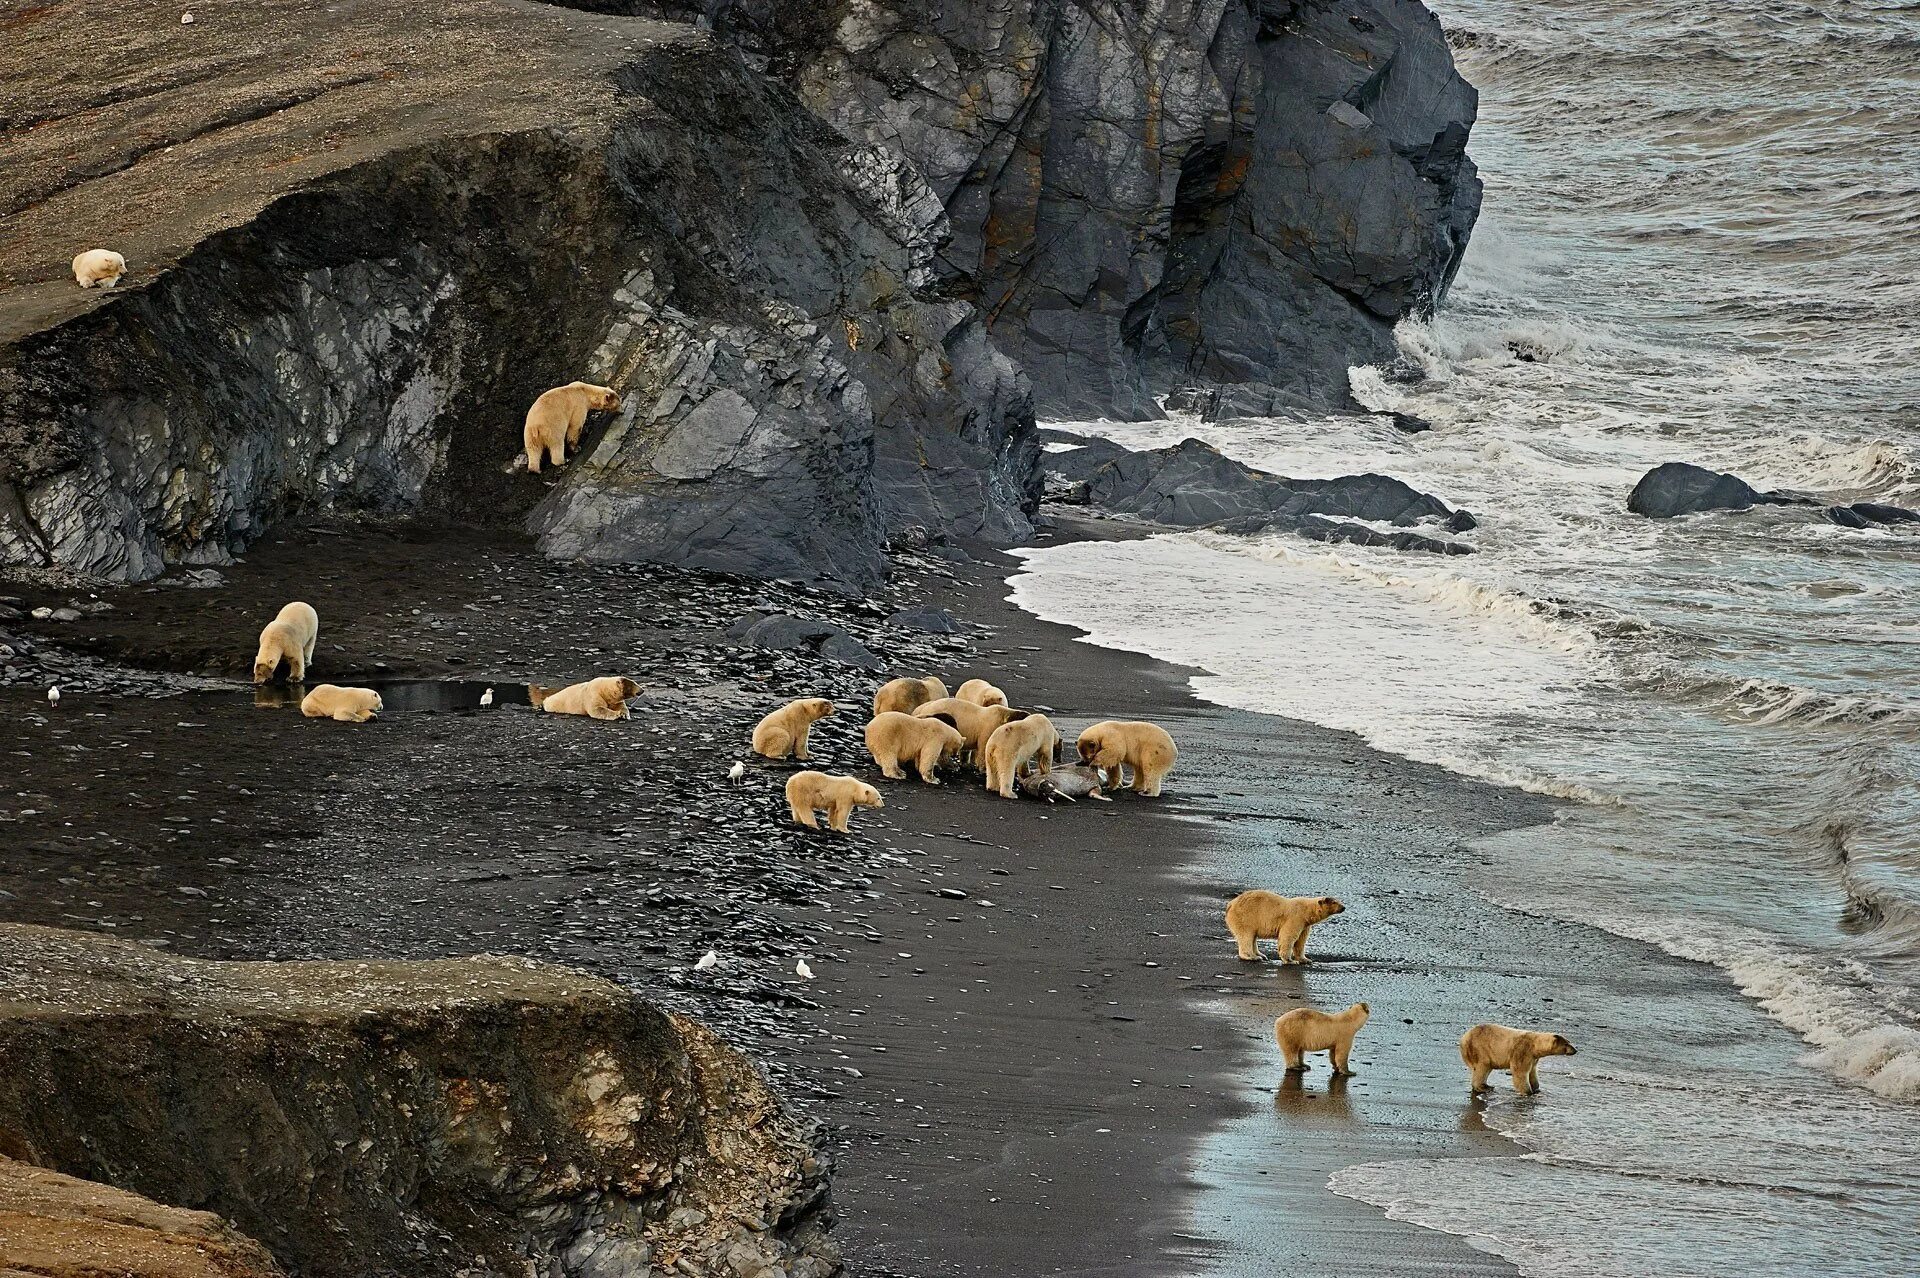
(0, 924), (836, 1278)
(0, 0), (1476, 586)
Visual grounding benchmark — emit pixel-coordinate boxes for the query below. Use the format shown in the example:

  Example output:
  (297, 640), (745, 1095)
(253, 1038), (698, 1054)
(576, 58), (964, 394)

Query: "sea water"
(1007, 1), (1920, 1271)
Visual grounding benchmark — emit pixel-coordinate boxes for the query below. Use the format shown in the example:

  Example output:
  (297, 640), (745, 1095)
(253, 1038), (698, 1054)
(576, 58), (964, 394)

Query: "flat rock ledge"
(0, 923), (838, 1278)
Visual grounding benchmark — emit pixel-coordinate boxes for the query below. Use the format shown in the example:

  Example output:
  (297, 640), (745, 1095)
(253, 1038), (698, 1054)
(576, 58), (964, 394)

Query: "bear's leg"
(285, 649), (305, 683)
(788, 798), (818, 829)
(1280, 1040), (1306, 1072)
(588, 701), (621, 721)
(1510, 1055), (1535, 1096)
(1290, 923), (1313, 963)
(1139, 760), (1165, 797)
(1527, 1061), (1542, 1096)
(915, 743), (942, 784)
(828, 798), (852, 833)
(1230, 919), (1259, 962)
(875, 746), (904, 780)
(1274, 923), (1304, 964)
(1468, 1062), (1492, 1093)
(793, 723), (812, 762)
(1331, 1039), (1353, 1076)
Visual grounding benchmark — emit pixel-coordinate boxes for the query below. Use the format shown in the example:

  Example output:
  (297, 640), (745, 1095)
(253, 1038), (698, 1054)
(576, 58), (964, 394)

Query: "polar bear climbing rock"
(873, 676), (948, 718)
(541, 676), (641, 720)
(785, 770), (884, 833)
(1459, 1024), (1577, 1096)
(753, 698), (833, 761)
(865, 711), (965, 784)
(1076, 720), (1178, 797)
(1224, 891), (1345, 963)
(983, 712), (1060, 799)
(523, 381), (621, 473)
(299, 684), (382, 723)
(252, 601), (319, 684)
(72, 248), (126, 288)
(954, 678), (1007, 707)
(1274, 1003), (1370, 1075)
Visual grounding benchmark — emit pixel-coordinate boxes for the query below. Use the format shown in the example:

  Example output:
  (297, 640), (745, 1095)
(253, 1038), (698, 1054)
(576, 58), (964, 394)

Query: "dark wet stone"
(1845, 502), (1920, 525)
(885, 608), (958, 635)
(1626, 462), (1809, 518)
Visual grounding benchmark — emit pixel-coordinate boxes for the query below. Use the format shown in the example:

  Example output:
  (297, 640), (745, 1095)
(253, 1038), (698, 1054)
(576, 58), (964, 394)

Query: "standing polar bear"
(982, 713), (1059, 799)
(72, 248), (126, 288)
(253, 601), (319, 684)
(954, 678), (1007, 708)
(912, 697), (1025, 768)
(1224, 890), (1345, 963)
(300, 684), (382, 723)
(1274, 1003), (1370, 1075)
(785, 770), (884, 832)
(864, 711), (965, 784)
(1076, 720), (1177, 797)
(753, 698), (834, 761)
(523, 381), (622, 473)
(873, 676), (948, 717)
(541, 676), (641, 720)
(1459, 1024), (1577, 1096)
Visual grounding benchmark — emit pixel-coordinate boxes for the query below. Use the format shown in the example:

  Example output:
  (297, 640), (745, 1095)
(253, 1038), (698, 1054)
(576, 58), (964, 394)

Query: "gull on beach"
(694, 949), (720, 971)
(727, 761), (746, 784)
(795, 958), (814, 980)
(479, 687), (494, 707)
(46, 686), (60, 706)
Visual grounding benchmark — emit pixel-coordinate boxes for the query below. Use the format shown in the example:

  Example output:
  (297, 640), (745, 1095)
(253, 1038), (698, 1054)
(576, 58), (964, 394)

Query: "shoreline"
(0, 512), (1765, 1276)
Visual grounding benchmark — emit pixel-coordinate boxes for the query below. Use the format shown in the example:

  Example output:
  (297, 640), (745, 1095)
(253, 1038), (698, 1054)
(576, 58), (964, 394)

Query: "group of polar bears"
(747, 674), (1179, 833)
(251, 601), (641, 723)
(1226, 889), (1578, 1095)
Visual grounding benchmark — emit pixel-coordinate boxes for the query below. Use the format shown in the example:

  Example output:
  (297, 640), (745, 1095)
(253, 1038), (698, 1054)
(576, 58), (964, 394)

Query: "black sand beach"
(1, 517), (1782, 1276)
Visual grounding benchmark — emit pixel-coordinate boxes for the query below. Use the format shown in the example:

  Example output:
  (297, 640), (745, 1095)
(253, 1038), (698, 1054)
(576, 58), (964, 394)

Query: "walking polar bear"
(541, 676), (641, 720)
(983, 713), (1059, 799)
(300, 684), (382, 723)
(954, 678), (1007, 708)
(253, 601), (319, 684)
(1224, 891), (1345, 963)
(1274, 1003), (1370, 1075)
(786, 770), (884, 832)
(873, 676), (948, 718)
(912, 697), (1024, 767)
(753, 698), (833, 760)
(1076, 720), (1177, 797)
(865, 711), (965, 784)
(1460, 1024), (1577, 1096)
(524, 381), (622, 473)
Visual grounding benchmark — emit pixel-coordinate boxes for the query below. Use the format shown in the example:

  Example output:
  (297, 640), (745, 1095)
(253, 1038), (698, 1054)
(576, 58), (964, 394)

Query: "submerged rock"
(0, 924), (838, 1278)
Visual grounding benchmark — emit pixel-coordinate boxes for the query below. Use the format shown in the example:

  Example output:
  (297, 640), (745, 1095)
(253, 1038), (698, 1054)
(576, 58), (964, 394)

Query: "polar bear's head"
(586, 385), (622, 413)
(1310, 896), (1345, 923)
(613, 677), (642, 701)
(798, 697), (834, 721)
(1542, 1033), (1576, 1057)
(854, 782), (884, 809)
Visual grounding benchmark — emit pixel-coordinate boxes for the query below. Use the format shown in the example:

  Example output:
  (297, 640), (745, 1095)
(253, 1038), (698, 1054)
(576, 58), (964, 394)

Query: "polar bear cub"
(1459, 1024), (1577, 1096)
(954, 678), (1007, 708)
(785, 770), (884, 832)
(982, 712), (1059, 799)
(1274, 1003), (1370, 1075)
(865, 711), (965, 784)
(524, 381), (622, 473)
(753, 698), (833, 760)
(1076, 720), (1177, 797)
(300, 684), (382, 723)
(72, 249), (126, 288)
(253, 601), (319, 684)
(873, 676), (948, 718)
(1224, 890), (1345, 963)
(541, 676), (641, 720)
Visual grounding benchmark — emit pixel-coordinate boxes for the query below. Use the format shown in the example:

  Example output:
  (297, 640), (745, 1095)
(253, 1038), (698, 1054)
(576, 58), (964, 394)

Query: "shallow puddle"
(246, 679), (525, 713)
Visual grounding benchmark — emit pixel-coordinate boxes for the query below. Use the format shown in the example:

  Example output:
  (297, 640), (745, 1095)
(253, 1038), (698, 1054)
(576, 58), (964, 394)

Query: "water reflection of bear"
(1274, 1071), (1353, 1122)
(253, 684), (305, 709)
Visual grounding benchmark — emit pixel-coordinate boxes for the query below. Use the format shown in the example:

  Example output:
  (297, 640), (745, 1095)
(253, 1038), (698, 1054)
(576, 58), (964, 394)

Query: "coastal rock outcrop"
(1046, 433), (1474, 552)
(0, 923), (838, 1278)
(1625, 462), (1806, 519)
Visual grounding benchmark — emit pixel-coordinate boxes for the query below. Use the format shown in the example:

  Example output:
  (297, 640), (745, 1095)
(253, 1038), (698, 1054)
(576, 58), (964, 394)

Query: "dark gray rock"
(1048, 436), (1472, 551)
(885, 607), (959, 634)
(726, 612), (880, 667)
(1845, 502), (1920, 526)
(1626, 462), (1810, 519)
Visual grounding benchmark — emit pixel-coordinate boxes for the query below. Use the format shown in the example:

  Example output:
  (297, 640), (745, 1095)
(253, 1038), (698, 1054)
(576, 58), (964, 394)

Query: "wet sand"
(1, 516), (1627, 1276)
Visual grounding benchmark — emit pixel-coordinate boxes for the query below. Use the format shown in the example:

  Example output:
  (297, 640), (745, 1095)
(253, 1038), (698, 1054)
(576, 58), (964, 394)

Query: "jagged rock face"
(633, 0), (1482, 417)
(0, 924), (837, 1278)
(0, 11), (1035, 590)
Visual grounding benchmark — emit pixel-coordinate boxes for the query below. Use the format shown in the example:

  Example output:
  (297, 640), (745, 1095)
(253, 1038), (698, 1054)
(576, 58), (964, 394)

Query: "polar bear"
(982, 712), (1060, 799)
(912, 697), (1024, 767)
(299, 684), (382, 723)
(865, 711), (965, 784)
(541, 676), (641, 720)
(1076, 719), (1177, 797)
(1459, 1024), (1577, 1096)
(252, 601), (319, 684)
(785, 770), (884, 832)
(753, 697), (833, 760)
(954, 678), (1007, 708)
(72, 249), (126, 288)
(1224, 890), (1345, 963)
(1274, 1003), (1370, 1075)
(873, 676), (948, 718)
(523, 381), (622, 473)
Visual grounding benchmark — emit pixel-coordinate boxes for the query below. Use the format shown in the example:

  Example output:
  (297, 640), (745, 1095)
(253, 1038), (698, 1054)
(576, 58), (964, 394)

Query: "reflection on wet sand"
(1275, 1070), (1353, 1123)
